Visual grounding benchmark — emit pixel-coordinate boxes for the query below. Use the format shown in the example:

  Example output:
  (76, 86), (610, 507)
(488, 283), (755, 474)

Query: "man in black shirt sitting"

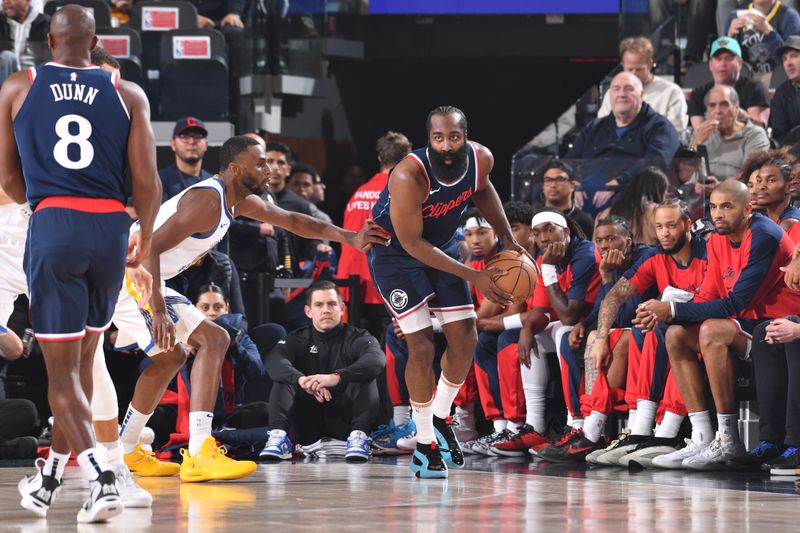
(158, 117), (212, 201)
(770, 36), (800, 145)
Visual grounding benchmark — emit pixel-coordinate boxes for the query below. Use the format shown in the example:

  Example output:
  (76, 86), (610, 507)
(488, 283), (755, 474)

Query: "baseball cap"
(173, 117), (208, 138)
(710, 37), (742, 58)
(776, 35), (800, 57)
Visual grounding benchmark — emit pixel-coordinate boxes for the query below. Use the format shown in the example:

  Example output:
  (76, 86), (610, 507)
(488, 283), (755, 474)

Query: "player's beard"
(428, 142), (469, 182)
(659, 232), (688, 255)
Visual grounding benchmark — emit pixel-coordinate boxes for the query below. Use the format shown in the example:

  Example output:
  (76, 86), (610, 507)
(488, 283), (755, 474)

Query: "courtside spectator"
(159, 117), (212, 202)
(337, 131), (412, 339)
(687, 37), (771, 128)
(0, 0), (48, 84)
(597, 167), (669, 246)
(567, 71), (678, 216)
(723, 0), (800, 79)
(770, 36), (800, 145)
(536, 160), (595, 238)
(690, 85), (770, 182)
(288, 162), (333, 226)
(599, 36), (688, 133)
(261, 281), (385, 462)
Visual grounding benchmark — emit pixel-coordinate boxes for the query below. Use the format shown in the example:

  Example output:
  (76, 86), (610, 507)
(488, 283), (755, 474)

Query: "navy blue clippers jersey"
(13, 64), (130, 209)
(372, 142), (479, 248)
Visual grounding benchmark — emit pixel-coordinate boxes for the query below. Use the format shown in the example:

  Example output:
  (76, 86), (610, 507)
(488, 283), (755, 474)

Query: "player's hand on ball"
(151, 311), (176, 351)
(474, 268), (514, 306)
(541, 242), (566, 265)
(127, 265), (153, 309)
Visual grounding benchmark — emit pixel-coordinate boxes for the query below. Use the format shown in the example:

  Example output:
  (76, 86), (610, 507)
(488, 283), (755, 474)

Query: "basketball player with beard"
(369, 106), (528, 478)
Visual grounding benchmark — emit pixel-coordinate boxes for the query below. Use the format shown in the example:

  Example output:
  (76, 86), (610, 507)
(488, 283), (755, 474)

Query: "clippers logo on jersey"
(390, 289), (409, 310)
(371, 142), (481, 248)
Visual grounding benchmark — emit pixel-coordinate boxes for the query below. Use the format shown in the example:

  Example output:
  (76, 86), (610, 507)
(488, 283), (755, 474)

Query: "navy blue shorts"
(25, 206), (130, 340)
(367, 235), (473, 323)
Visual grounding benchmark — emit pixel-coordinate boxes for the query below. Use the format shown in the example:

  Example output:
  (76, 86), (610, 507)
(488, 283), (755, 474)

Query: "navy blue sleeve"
(675, 231), (780, 322)
(565, 242), (597, 301)
(229, 333), (267, 380)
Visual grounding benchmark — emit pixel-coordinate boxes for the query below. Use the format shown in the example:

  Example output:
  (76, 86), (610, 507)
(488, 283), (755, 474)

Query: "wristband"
(430, 317), (443, 333)
(541, 264), (558, 287)
(502, 313), (523, 330)
(669, 301), (676, 322)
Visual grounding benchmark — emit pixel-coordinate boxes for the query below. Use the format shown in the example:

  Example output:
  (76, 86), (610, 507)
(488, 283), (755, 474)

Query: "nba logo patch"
(142, 7), (179, 31)
(173, 36), (211, 60)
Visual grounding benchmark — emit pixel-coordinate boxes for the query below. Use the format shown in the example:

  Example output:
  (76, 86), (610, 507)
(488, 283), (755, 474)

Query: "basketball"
(485, 250), (539, 303)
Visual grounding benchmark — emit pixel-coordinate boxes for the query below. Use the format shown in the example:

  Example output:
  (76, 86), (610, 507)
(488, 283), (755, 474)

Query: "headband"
(463, 217), (492, 230)
(531, 211), (568, 229)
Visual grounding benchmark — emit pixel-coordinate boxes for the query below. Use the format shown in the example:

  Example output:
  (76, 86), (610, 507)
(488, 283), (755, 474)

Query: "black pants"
(0, 398), (38, 440)
(751, 321), (800, 446)
(269, 380), (379, 444)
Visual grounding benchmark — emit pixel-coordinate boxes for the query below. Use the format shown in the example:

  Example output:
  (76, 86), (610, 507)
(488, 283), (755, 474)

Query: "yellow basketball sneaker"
(179, 437), (257, 482)
(124, 444), (181, 477)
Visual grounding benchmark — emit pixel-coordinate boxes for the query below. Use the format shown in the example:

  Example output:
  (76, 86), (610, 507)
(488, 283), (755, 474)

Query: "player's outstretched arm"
(0, 72), (30, 204)
(119, 79), (162, 266)
(235, 194), (389, 251)
(470, 143), (528, 260)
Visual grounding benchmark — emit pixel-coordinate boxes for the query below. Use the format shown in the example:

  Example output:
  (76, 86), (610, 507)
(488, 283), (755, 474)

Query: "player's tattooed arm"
(594, 277), (637, 341)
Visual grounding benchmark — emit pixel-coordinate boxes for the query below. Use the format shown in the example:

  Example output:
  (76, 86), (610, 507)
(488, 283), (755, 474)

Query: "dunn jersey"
(131, 177), (234, 281)
(372, 142), (480, 248)
(13, 63), (130, 210)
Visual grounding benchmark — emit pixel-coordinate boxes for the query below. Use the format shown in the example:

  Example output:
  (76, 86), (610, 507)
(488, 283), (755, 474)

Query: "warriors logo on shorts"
(390, 289), (409, 310)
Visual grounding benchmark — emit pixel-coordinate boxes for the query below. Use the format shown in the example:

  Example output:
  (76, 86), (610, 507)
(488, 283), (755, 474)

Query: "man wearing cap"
(723, 0), (800, 78)
(687, 37), (771, 128)
(159, 117), (212, 202)
(770, 35), (800, 144)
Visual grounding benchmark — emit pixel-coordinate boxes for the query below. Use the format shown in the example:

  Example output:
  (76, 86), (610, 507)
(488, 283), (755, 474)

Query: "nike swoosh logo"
(567, 445), (595, 454)
(429, 188), (441, 195)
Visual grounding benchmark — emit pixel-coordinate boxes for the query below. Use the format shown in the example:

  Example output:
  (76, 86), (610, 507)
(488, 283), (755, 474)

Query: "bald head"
(712, 179), (750, 206)
(48, 5), (97, 63)
(609, 71), (644, 123)
(611, 71), (644, 93)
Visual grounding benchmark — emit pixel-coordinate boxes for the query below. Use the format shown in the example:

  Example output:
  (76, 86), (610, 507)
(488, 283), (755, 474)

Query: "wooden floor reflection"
(1, 456), (798, 532)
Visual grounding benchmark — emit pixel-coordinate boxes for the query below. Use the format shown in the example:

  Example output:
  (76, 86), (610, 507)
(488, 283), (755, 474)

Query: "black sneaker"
(730, 440), (783, 471)
(0, 436), (39, 459)
(18, 458), (61, 518)
(432, 415), (464, 469)
(617, 435), (684, 467)
(410, 442), (448, 479)
(538, 428), (602, 463)
(77, 470), (124, 523)
(768, 447), (800, 476)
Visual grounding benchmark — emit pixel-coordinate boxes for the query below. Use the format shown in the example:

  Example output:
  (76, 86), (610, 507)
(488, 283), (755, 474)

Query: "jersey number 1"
(53, 114), (94, 170)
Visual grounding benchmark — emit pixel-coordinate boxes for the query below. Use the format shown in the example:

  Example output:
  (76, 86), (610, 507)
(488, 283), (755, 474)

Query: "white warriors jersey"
(132, 176), (234, 282)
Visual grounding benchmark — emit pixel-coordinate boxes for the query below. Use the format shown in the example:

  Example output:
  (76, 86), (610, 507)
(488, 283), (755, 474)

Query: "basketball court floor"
(1, 455), (798, 531)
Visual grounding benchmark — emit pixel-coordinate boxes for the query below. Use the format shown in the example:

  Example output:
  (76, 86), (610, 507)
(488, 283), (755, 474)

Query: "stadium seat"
(158, 29), (228, 120)
(44, 0), (112, 28)
(96, 27), (144, 87)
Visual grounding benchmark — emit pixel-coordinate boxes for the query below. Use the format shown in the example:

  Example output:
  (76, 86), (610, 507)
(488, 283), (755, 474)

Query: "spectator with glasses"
(537, 160), (595, 238)
(159, 117), (213, 202)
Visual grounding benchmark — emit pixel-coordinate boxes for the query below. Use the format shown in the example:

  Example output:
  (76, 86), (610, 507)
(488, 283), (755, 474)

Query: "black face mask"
(428, 142), (469, 182)
(659, 232), (688, 255)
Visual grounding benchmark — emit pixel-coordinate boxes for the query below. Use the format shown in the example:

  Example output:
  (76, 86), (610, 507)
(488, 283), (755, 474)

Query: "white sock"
(120, 405), (152, 454)
(97, 440), (124, 468)
(507, 420), (521, 433)
(493, 419), (508, 433)
(567, 413), (584, 429)
(393, 406), (411, 426)
(583, 411), (607, 443)
(76, 448), (104, 482)
(189, 411), (214, 455)
(432, 375), (463, 419)
(411, 397), (435, 445)
(44, 449), (70, 481)
(631, 400), (657, 436)
(627, 409), (637, 430)
(717, 413), (739, 440)
(521, 353), (548, 433)
(688, 411), (714, 445)
(654, 411), (684, 438)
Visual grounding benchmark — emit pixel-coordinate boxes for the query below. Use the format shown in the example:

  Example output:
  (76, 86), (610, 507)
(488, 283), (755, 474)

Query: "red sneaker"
(491, 424), (549, 456)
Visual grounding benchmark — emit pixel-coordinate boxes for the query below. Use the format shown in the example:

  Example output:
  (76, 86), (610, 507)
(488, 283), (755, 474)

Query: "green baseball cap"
(710, 37), (742, 58)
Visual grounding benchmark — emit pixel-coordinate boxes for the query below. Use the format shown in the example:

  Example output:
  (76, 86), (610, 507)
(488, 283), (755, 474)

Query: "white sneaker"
(452, 408), (478, 443)
(396, 431), (418, 451)
(113, 463), (152, 508)
(682, 432), (746, 471)
(617, 436), (682, 468)
(652, 438), (709, 469)
(77, 470), (124, 523)
(465, 430), (509, 456)
(586, 430), (637, 466)
(18, 458), (61, 518)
